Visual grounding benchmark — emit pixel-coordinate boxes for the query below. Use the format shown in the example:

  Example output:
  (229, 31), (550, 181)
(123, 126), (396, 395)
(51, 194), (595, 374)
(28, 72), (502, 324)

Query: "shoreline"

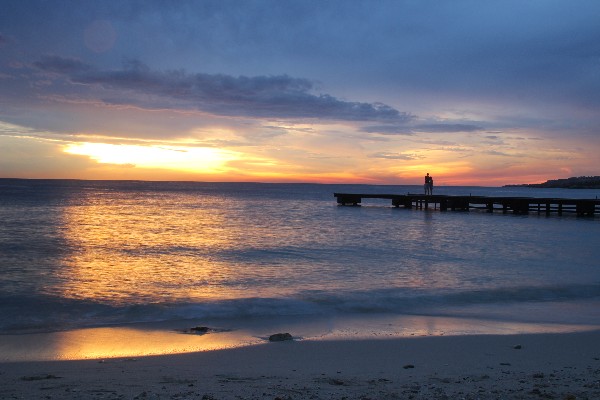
(2, 312), (599, 363)
(2, 330), (600, 399)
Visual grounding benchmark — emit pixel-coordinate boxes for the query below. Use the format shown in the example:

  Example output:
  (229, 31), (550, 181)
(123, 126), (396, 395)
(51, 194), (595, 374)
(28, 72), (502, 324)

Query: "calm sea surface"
(1, 179), (600, 338)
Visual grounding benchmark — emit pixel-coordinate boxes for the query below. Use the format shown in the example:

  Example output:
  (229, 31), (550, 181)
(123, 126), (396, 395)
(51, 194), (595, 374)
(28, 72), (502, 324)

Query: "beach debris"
(268, 332), (293, 342)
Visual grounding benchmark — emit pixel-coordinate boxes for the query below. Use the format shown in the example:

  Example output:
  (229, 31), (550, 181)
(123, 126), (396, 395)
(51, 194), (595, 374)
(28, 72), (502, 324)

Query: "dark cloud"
(413, 124), (484, 133)
(34, 55), (92, 75)
(33, 56), (411, 122)
(360, 122), (483, 135)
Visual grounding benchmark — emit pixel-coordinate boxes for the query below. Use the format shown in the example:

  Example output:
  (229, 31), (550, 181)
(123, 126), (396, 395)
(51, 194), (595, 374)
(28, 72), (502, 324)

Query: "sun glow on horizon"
(64, 142), (239, 174)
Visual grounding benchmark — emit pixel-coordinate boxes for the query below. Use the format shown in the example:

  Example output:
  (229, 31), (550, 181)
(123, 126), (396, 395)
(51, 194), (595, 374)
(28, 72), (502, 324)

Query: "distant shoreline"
(505, 176), (600, 189)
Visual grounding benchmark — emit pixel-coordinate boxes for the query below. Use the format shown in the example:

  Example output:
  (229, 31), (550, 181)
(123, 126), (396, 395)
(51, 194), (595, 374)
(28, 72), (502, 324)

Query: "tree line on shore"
(505, 176), (600, 189)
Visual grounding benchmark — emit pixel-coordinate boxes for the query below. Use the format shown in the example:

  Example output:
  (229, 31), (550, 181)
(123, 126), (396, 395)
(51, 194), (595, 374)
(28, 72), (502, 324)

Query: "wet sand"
(2, 330), (600, 399)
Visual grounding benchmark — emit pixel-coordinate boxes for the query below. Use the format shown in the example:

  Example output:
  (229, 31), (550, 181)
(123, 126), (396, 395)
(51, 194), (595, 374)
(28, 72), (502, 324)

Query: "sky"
(1, 0), (599, 186)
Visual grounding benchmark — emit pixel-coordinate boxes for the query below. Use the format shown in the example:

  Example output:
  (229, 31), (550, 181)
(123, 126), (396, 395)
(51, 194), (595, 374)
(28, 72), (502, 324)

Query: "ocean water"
(1, 179), (600, 355)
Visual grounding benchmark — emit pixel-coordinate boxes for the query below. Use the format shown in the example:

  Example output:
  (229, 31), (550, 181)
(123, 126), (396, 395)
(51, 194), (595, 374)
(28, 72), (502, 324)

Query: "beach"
(2, 330), (600, 399)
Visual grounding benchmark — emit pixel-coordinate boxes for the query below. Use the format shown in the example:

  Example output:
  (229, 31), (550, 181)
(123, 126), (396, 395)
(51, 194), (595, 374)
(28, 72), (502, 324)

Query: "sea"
(1, 179), (600, 361)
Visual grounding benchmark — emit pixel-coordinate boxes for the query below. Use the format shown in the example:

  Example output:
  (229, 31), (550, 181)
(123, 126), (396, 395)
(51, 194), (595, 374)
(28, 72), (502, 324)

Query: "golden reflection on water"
(53, 192), (244, 304)
(0, 326), (261, 362)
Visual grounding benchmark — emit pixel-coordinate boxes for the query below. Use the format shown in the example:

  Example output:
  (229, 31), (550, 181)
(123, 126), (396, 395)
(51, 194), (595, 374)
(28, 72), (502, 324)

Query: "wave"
(2, 283), (600, 334)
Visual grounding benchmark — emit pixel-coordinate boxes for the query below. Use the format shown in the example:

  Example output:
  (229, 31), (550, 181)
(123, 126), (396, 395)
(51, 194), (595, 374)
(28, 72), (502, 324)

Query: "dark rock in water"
(269, 332), (293, 342)
(177, 326), (232, 335)
(513, 344), (522, 349)
(403, 364), (415, 369)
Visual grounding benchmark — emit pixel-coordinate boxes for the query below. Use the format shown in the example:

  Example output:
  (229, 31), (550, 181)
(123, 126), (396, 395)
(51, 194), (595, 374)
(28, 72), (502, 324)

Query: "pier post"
(509, 200), (529, 214)
(335, 194), (362, 206)
(576, 201), (595, 216)
(439, 199), (448, 211)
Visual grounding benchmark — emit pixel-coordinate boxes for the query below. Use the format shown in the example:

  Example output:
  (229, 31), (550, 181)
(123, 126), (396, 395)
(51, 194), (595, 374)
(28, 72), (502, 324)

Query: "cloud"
(413, 124), (484, 133)
(369, 152), (423, 160)
(360, 122), (484, 136)
(33, 56), (411, 122)
(34, 56), (92, 75)
(484, 150), (525, 157)
(360, 124), (414, 135)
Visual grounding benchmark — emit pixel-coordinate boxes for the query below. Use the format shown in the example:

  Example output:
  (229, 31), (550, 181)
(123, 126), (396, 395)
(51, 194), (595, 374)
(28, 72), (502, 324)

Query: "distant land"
(505, 176), (600, 189)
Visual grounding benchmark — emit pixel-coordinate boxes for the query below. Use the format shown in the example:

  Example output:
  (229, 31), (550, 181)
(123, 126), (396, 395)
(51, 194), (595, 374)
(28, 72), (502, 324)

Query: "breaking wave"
(2, 282), (599, 334)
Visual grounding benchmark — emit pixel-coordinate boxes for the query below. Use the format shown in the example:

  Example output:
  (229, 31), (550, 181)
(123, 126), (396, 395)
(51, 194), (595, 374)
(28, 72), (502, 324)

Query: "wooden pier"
(334, 193), (600, 216)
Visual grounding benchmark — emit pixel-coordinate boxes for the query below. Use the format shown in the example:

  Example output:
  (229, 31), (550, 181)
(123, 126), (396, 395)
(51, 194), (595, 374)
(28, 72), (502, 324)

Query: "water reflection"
(54, 191), (243, 304)
(0, 325), (261, 362)
(0, 193), (75, 296)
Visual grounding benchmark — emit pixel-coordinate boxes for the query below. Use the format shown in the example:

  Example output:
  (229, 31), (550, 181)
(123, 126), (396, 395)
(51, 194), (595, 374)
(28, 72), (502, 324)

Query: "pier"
(334, 193), (600, 216)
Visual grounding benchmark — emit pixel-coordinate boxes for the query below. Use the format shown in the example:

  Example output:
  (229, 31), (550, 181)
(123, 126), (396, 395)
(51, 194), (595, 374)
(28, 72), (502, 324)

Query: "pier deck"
(334, 193), (600, 216)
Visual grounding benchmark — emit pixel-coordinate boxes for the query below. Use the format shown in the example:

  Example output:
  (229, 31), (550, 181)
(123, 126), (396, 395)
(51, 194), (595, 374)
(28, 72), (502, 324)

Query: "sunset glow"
(1, 1), (599, 185)
(64, 142), (238, 174)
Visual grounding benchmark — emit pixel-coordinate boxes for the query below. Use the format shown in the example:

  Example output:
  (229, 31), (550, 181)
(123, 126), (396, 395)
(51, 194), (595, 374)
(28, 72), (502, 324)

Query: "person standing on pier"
(424, 173), (433, 195)
(429, 174), (434, 195)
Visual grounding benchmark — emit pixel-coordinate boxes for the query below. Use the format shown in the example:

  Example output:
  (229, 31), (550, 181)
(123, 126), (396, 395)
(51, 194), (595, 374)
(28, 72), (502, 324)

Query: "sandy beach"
(2, 330), (600, 399)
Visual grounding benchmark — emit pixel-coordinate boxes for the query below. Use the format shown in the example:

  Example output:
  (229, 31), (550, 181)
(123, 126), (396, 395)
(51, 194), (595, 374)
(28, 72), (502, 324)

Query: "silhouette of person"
(429, 175), (434, 195)
(424, 173), (433, 195)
